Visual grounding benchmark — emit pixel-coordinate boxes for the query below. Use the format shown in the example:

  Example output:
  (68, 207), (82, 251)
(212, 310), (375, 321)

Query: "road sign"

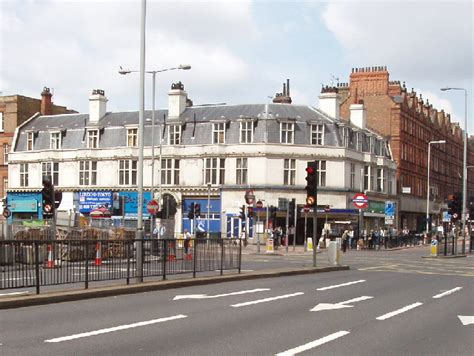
(256, 200), (263, 209)
(324, 205), (330, 213)
(244, 190), (255, 205)
(303, 205), (310, 214)
(146, 199), (159, 215)
(352, 193), (368, 209)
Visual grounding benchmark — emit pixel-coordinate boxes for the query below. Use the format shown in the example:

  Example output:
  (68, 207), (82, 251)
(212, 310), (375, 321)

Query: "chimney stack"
(89, 89), (108, 123)
(318, 86), (340, 119)
(41, 87), (53, 115)
(349, 100), (367, 129)
(168, 81), (188, 118)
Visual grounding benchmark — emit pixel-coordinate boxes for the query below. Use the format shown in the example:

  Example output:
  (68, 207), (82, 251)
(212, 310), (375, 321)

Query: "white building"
(7, 82), (397, 241)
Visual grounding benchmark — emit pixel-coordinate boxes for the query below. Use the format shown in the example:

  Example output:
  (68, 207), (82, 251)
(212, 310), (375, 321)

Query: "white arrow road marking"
(376, 302), (423, 321)
(310, 296), (373, 312)
(458, 316), (474, 326)
(317, 280), (366, 291)
(432, 287), (463, 299)
(0, 291), (29, 298)
(44, 314), (187, 343)
(231, 292), (304, 308)
(275, 330), (350, 356)
(173, 288), (270, 300)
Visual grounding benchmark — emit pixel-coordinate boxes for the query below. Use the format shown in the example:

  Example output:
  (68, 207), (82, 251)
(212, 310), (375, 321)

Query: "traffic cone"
(95, 242), (102, 266)
(45, 244), (55, 268)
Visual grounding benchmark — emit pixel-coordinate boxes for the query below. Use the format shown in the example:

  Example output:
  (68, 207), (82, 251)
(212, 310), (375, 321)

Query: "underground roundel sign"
(352, 193), (368, 209)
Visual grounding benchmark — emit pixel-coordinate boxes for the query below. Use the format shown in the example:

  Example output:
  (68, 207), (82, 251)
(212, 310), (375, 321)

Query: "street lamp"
(440, 87), (468, 252)
(426, 140), (446, 236)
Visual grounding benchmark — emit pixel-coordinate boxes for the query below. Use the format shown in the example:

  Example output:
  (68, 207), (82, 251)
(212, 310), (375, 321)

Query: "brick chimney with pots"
(41, 87), (53, 115)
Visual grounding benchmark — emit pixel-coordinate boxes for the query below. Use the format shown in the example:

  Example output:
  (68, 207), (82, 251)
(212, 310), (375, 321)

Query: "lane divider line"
(231, 292), (304, 308)
(44, 314), (187, 343)
(432, 287), (463, 299)
(275, 330), (350, 355)
(317, 280), (366, 291)
(376, 302), (423, 321)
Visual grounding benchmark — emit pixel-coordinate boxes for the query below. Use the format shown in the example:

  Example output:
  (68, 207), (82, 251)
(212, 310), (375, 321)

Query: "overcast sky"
(1, 0), (472, 132)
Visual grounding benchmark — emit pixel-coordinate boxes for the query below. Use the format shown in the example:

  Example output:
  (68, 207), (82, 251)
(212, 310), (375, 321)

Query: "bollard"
(430, 239), (438, 257)
(266, 238), (274, 254)
(327, 241), (339, 265)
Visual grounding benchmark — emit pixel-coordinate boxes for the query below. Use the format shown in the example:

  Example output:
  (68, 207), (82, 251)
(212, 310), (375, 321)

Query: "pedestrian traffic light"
(42, 176), (55, 218)
(247, 206), (254, 218)
(194, 203), (201, 217)
(188, 202), (195, 219)
(305, 161), (317, 207)
(288, 199), (295, 222)
(239, 205), (246, 220)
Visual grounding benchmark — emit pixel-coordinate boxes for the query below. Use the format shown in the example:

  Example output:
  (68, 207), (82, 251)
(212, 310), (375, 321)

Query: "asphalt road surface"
(1, 248), (472, 355)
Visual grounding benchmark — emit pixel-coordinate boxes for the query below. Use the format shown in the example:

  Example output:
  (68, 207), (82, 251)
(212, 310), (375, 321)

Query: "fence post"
(35, 241), (40, 295)
(162, 240), (167, 280)
(220, 237), (224, 276)
(238, 238), (242, 274)
(85, 241), (89, 290)
(126, 240), (131, 285)
(193, 238), (197, 278)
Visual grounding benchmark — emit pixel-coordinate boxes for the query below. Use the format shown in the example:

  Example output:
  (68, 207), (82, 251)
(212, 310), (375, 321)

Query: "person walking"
(341, 229), (349, 253)
(184, 229), (191, 254)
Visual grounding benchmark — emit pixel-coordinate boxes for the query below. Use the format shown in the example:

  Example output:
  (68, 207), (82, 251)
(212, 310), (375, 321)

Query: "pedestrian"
(240, 228), (247, 247)
(184, 229), (191, 254)
(341, 229), (349, 253)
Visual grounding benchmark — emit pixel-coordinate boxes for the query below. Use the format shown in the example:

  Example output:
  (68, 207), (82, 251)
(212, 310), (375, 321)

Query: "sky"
(1, 0), (473, 133)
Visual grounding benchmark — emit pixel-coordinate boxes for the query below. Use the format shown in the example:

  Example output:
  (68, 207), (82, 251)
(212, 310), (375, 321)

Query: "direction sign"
(352, 193), (368, 209)
(146, 199), (160, 214)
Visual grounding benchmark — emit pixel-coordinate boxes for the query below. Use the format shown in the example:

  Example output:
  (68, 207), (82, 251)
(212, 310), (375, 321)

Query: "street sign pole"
(313, 205), (317, 267)
(293, 202), (297, 251)
(304, 211), (308, 252)
(285, 199), (289, 254)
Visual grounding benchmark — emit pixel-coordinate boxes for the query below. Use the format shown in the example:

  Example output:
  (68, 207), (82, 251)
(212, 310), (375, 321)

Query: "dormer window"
(310, 124), (324, 145)
(341, 127), (349, 147)
(87, 129), (99, 148)
(127, 128), (138, 147)
(50, 131), (61, 150)
(356, 132), (363, 151)
(169, 124), (182, 145)
(212, 122), (225, 144)
(240, 121), (254, 144)
(26, 132), (34, 151)
(369, 136), (376, 154)
(280, 122), (294, 144)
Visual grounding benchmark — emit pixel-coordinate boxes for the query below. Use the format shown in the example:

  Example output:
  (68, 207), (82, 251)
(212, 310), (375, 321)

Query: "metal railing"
(0, 238), (241, 294)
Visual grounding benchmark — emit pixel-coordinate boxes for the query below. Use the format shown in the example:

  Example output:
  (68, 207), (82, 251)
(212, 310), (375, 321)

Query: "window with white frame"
(350, 163), (355, 190)
(20, 163), (28, 187)
(79, 160), (97, 186)
(356, 132), (363, 151)
(311, 124), (324, 145)
(240, 121), (253, 144)
(42, 162), (59, 186)
(212, 122), (226, 144)
(204, 158), (225, 184)
(236, 158), (248, 185)
(3, 144), (8, 165)
(341, 127), (350, 147)
(50, 131), (61, 150)
(376, 167), (384, 192)
(118, 159), (137, 185)
(388, 172), (393, 195)
(161, 159), (180, 185)
(168, 125), (182, 145)
(316, 160), (327, 187)
(127, 128), (138, 147)
(363, 165), (370, 191)
(27, 132), (34, 151)
(369, 136), (376, 154)
(280, 122), (294, 144)
(370, 165), (375, 191)
(284, 159), (296, 185)
(87, 129), (99, 148)
(0, 112), (4, 132)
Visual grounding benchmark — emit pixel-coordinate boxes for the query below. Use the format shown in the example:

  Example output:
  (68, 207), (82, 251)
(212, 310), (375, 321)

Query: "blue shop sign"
(79, 191), (112, 213)
(122, 191), (152, 216)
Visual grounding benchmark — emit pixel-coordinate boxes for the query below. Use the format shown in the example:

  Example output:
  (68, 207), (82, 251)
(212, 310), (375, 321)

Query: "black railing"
(0, 238), (241, 294)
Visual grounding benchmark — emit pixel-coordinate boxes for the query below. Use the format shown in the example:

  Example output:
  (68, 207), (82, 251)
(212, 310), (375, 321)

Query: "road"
(1, 248), (473, 355)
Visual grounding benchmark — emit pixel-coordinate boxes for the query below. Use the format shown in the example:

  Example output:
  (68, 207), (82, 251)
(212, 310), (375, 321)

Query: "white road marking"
(0, 291), (30, 297)
(432, 287), (463, 299)
(173, 288), (270, 300)
(358, 265), (398, 271)
(458, 315), (474, 326)
(44, 314), (187, 343)
(275, 330), (350, 355)
(310, 296), (373, 312)
(376, 302), (423, 321)
(231, 292), (304, 308)
(317, 280), (366, 291)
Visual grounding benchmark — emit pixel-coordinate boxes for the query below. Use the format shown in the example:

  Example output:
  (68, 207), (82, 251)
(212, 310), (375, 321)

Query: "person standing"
(341, 229), (349, 253)
(184, 229), (191, 254)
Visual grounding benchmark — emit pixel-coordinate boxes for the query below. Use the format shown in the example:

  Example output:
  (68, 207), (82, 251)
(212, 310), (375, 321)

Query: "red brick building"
(338, 66), (473, 231)
(0, 88), (75, 200)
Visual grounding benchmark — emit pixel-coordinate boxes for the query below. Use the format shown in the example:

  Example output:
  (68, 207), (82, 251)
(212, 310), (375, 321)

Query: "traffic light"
(194, 203), (201, 217)
(247, 206), (254, 218)
(305, 161), (317, 207)
(270, 206), (277, 221)
(288, 199), (295, 222)
(447, 194), (461, 220)
(41, 176), (55, 218)
(239, 205), (246, 220)
(188, 202), (195, 219)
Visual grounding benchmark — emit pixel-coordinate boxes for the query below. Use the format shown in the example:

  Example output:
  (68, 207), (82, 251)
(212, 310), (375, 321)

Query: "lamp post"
(426, 140), (446, 236)
(441, 87), (468, 253)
